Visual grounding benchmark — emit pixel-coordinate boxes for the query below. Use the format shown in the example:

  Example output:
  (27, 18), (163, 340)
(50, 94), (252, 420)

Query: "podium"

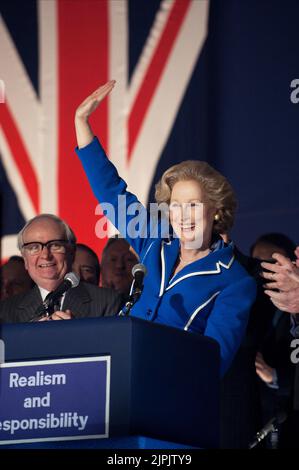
(0, 316), (220, 448)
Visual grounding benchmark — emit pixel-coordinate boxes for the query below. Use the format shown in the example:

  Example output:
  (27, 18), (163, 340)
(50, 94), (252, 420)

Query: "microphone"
(29, 272), (80, 322)
(44, 272), (80, 311)
(118, 264), (147, 316)
(248, 410), (287, 449)
(131, 263), (147, 292)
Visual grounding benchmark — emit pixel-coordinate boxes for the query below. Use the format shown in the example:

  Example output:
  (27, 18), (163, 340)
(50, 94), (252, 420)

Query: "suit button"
(146, 309), (152, 316)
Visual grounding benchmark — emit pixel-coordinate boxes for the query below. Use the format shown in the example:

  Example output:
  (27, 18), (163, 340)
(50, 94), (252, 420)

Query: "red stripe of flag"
(57, 0), (109, 258)
(128, 0), (191, 160)
(0, 102), (39, 213)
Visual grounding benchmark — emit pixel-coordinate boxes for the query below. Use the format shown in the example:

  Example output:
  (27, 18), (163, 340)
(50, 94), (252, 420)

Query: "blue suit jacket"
(76, 138), (257, 376)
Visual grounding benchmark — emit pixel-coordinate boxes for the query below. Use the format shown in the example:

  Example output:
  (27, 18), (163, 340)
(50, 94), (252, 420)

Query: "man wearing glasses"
(0, 214), (122, 323)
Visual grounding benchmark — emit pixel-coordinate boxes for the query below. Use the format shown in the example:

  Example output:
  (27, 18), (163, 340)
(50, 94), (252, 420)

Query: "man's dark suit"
(0, 282), (122, 323)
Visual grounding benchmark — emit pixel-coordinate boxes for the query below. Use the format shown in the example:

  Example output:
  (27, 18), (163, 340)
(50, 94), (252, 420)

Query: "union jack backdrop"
(1, 0), (298, 262)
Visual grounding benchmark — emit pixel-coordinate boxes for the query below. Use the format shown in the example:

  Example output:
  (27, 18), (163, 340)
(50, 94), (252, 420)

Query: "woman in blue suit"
(74, 81), (256, 377)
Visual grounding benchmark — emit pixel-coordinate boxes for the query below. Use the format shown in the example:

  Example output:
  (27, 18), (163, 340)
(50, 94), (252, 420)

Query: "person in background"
(250, 233), (296, 261)
(251, 232), (296, 383)
(0, 256), (34, 300)
(253, 235), (297, 448)
(261, 247), (299, 448)
(101, 237), (139, 297)
(250, 233), (296, 392)
(72, 243), (101, 286)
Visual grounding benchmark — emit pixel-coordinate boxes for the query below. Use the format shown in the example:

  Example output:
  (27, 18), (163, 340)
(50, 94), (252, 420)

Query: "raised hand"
(75, 80), (116, 121)
(75, 80), (116, 148)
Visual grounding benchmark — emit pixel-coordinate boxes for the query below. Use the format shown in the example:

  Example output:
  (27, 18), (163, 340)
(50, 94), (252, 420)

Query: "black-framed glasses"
(22, 239), (70, 255)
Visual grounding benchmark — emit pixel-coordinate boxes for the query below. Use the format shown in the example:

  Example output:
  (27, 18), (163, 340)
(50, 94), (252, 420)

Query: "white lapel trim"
(184, 291), (221, 331)
(159, 242), (166, 297)
(141, 240), (155, 264)
(165, 254), (235, 291)
(159, 239), (172, 297)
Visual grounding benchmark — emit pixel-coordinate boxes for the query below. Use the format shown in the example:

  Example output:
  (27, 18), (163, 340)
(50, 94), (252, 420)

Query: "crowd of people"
(0, 81), (298, 448)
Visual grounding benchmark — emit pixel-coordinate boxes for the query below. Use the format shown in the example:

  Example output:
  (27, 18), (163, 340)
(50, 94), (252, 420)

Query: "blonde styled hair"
(155, 160), (237, 234)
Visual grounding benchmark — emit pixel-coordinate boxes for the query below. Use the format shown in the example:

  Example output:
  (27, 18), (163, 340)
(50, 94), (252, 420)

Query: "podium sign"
(0, 317), (220, 448)
(0, 356), (110, 445)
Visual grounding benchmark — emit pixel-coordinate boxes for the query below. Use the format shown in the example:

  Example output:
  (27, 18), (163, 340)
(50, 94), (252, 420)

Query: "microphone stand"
(119, 286), (143, 316)
(248, 422), (278, 449)
(28, 273), (79, 322)
(248, 410), (287, 449)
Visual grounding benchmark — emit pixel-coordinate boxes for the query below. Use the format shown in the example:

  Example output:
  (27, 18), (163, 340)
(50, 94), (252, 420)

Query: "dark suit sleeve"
(0, 299), (10, 323)
(65, 283), (124, 319)
(99, 288), (123, 317)
(0, 293), (29, 323)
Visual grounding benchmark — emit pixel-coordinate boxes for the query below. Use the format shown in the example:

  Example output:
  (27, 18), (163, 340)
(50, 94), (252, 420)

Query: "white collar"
(39, 286), (50, 302)
(38, 286), (66, 307)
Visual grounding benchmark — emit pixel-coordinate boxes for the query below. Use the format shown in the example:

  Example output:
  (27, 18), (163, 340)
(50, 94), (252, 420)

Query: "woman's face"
(169, 180), (216, 249)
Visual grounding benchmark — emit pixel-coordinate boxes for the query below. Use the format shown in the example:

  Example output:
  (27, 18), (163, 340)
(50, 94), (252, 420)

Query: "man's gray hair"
(17, 214), (77, 251)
